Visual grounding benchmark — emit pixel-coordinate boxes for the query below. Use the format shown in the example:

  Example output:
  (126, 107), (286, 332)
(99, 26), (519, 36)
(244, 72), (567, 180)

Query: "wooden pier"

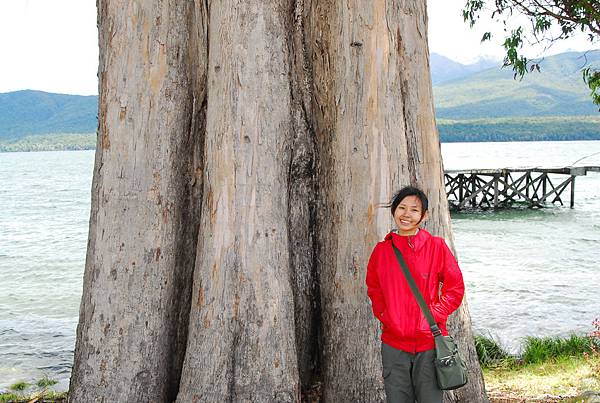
(444, 166), (600, 210)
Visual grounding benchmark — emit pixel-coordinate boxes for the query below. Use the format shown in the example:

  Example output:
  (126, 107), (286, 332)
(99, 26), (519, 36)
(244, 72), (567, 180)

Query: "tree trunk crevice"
(287, 0), (323, 396)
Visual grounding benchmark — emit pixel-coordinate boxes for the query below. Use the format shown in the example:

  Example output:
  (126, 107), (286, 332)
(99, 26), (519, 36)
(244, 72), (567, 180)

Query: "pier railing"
(444, 166), (599, 210)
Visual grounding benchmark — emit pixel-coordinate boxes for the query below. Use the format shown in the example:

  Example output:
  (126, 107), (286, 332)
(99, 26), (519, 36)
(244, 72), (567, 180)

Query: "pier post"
(459, 174), (464, 204)
(471, 175), (476, 208)
(570, 176), (575, 208)
(543, 174), (547, 200)
(493, 173), (499, 208)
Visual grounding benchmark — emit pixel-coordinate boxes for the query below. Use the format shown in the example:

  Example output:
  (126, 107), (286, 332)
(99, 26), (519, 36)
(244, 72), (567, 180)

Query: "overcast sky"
(0, 0), (597, 95)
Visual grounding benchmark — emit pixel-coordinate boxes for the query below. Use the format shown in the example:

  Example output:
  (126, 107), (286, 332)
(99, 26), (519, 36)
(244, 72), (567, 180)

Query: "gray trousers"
(381, 343), (442, 403)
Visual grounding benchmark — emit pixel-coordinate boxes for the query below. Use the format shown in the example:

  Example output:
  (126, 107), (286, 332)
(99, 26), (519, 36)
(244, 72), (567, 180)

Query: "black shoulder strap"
(391, 243), (442, 337)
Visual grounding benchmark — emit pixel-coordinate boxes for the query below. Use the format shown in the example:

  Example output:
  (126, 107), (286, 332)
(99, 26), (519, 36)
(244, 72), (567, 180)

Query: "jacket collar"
(384, 228), (431, 252)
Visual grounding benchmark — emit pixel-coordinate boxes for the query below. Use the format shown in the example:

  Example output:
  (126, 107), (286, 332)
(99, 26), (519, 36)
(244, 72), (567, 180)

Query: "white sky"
(0, 0), (597, 95)
(428, 0), (599, 63)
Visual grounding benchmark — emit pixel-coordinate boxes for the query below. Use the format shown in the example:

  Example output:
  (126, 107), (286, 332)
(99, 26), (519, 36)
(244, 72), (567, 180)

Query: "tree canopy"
(463, 0), (600, 107)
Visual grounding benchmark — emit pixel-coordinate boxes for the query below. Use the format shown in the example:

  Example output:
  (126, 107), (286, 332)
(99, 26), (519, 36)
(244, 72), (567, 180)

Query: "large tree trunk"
(307, 1), (487, 401)
(176, 1), (301, 401)
(70, 0), (487, 402)
(68, 1), (206, 401)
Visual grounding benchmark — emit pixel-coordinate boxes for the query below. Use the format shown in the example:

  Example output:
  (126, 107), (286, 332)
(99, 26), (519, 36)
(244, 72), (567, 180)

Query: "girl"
(366, 186), (465, 402)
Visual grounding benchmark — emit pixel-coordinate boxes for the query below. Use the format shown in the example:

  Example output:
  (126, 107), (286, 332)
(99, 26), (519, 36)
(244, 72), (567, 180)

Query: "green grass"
(0, 393), (21, 403)
(474, 333), (599, 368)
(476, 332), (600, 399)
(8, 382), (28, 392)
(1, 376), (64, 402)
(36, 375), (58, 388)
(474, 334), (513, 367)
(0, 390), (67, 402)
(521, 334), (597, 364)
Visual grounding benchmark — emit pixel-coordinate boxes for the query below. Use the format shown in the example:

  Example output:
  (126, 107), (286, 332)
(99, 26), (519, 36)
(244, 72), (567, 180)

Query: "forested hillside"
(434, 51), (600, 119)
(1, 51), (599, 150)
(0, 90), (96, 141)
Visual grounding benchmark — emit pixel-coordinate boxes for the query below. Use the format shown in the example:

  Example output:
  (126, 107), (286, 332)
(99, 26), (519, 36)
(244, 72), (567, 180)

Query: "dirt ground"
(488, 390), (600, 402)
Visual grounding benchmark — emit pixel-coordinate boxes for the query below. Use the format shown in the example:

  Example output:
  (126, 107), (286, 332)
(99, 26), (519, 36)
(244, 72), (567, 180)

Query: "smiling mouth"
(399, 220), (411, 225)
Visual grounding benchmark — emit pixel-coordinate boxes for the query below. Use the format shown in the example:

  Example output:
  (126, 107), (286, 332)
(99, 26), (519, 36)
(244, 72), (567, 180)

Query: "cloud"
(0, 0), (98, 95)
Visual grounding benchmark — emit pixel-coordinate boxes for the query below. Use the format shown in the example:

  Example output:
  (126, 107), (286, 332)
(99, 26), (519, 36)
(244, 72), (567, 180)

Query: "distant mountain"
(0, 90), (97, 141)
(434, 50), (600, 119)
(430, 53), (499, 84)
(0, 51), (599, 148)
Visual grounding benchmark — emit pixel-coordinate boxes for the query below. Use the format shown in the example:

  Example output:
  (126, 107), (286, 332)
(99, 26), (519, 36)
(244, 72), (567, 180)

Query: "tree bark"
(306, 1), (487, 401)
(70, 0), (488, 402)
(176, 1), (300, 401)
(68, 1), (206, 401)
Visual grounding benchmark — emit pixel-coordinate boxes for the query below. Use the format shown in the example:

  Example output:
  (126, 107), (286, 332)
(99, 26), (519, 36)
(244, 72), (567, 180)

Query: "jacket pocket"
(430, 303), (448, 325)
(383, 317), (407, 338)
(380, 311), (395, 333)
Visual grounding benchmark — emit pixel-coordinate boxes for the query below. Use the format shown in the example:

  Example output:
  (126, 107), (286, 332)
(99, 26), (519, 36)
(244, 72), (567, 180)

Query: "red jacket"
(366, 229), (464, 353)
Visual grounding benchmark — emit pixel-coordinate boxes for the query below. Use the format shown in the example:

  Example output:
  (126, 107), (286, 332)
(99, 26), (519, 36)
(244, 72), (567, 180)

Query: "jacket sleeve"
(365, 244), (386, 322)
(430, 239), (465, 323)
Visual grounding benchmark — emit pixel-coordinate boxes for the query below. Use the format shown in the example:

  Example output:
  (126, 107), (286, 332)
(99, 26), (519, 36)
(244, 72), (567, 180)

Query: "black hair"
(389, 186), (429, 217)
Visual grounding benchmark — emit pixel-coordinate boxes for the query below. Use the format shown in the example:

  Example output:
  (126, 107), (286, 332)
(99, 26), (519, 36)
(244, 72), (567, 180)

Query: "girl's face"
(393, 195), (427, 235)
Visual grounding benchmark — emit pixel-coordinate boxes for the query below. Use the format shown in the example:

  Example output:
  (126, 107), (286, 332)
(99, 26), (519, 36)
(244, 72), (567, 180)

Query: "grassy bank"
(476, 332), (600, 402)
(0, 391), (66, 403)
(485, 355), (600, 402)
(0, 377), (66, 403)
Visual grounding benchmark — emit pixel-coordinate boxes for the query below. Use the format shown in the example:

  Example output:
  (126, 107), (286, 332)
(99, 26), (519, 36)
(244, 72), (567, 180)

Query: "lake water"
(444, 141), (600, 352)
(1, 141), (599, 390)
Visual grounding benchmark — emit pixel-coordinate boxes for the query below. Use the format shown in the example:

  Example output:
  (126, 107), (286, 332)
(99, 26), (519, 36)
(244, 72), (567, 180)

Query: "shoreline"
(2, 137), (600, 154)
